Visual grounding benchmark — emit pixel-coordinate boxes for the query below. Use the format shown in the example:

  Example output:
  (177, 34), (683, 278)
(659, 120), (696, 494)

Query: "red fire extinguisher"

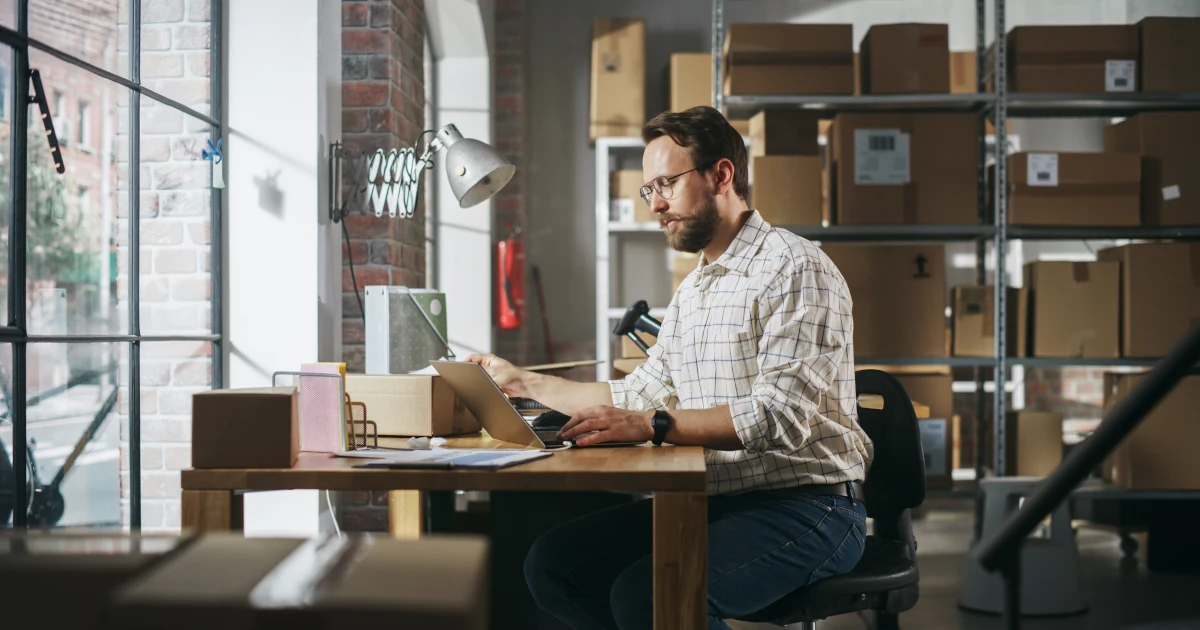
(496, 224), (525, 330)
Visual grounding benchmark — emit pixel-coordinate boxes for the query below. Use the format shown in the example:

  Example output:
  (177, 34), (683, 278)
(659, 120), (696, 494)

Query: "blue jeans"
(523, 487), (868, 630)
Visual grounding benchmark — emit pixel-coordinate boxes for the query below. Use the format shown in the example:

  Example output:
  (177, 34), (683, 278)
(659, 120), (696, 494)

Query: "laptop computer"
(429, 361), (645, 449)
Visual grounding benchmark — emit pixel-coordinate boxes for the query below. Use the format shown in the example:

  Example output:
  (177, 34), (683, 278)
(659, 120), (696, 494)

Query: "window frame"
(0, 0), (224, 530)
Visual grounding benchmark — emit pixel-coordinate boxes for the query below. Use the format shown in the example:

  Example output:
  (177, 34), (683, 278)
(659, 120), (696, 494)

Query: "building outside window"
(0, 0), (222, 533)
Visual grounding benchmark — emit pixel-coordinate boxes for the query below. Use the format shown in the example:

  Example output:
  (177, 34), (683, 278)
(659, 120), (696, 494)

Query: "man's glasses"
(638, 162), (715, 207)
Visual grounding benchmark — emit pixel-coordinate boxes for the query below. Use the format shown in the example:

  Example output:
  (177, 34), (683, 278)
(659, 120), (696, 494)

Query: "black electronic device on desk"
(613, 300), (662, 356)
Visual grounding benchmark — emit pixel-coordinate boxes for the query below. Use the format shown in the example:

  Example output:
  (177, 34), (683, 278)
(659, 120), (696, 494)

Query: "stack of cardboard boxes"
(749, 109), (822, 226)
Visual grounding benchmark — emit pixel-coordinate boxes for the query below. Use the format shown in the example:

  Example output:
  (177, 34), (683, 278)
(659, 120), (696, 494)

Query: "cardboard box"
(1104, 112), (1200, 226)
(950, 51), (977, 93)
(668, 52), (750, 134)
(829, 113), (978, 225)
(192, 387), (298, 469)
(821, 245), (947, 357)
(751, 156), (822, 226)
(1005, 411), (1064, 477)
(893, 373), (952, 423)
(590, 18), (644, 142)
(1024, 261), (1119, 358)
(723, 23), (854, 96)
(108, 534), (491, 630)
(611, 170), (654, 223)
(1138, 17), (1200, 93)
(951, 285), (1027, 357)
(987, 25), (1139, 93)
(859, 24), (950, 94)
(1104, 373), (1200, 490)
(1003, 152), (1140, 227)
(620, 330), (656, 358)
(2, 533), (184, 630)
(345, 374), (481, 437)
(1097, 243), (1200, 358)
(749, 109), (819, 157)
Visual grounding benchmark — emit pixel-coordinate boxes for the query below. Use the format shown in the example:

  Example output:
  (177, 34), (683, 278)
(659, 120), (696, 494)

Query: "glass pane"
(30, 0), (128, 78)
(16, 342), (121, 529)
(0, 343), (14, 528)
(26, 50), (128, 336)
(126, 340), (211, 531)
(136, 108), (212, 336)
(141, 0), (211, 108)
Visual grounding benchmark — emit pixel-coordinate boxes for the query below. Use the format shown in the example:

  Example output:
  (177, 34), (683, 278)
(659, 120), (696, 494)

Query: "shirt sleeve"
(608, 307), (680, 412)
(727, 260), (851, 453)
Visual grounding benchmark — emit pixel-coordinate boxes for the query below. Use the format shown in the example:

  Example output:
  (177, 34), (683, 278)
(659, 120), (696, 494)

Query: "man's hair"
(642, 106), (749, 200)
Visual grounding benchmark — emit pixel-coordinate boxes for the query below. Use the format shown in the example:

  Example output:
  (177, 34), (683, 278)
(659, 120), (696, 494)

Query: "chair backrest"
(855, 369), (927, 524)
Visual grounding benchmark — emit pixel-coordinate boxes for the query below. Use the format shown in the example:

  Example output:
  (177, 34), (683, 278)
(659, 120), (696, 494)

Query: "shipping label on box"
(1026, 153), (1058, 187)
(612, 199), (636, 223)
(1105, 60), (1136, 92)
(854, 129), (910, 185)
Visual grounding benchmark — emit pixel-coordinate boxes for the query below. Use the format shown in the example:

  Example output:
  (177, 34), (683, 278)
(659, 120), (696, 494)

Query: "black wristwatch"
(651, 410), (672, 447)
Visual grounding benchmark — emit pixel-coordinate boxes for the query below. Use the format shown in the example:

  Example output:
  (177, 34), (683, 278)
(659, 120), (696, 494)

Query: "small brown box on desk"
(345, 374), (480, 437)
(951, 285), (1027, 357)
(859, 24), (950, 94)
(1097, 243), (1200, 358)
(192, 387), (298, 469)
(590, 18), (645, 142)
(1024, 261), (1120, 358)
(821, 244), (947, 358)
(987, 25), (1139, 93)
(751, 155), (823, 226)
(1138, 17), (1200, 93)
(723, 23), (854, 96)
(1002, 152), (1140, 227)
(621, 330), (656, 359)
(1103, 112), (1200, 226)
(611, 358), (645, 379)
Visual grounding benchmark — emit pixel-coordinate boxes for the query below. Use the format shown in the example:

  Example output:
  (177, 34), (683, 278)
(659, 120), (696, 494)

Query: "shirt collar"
(700, 210), (770, 275)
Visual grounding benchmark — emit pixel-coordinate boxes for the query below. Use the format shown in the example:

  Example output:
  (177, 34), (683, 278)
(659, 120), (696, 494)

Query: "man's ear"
(714, 158), (734, 196)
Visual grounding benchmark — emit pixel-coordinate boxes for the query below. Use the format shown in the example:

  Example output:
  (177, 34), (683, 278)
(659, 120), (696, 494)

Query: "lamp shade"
(437, 124), (516, 208)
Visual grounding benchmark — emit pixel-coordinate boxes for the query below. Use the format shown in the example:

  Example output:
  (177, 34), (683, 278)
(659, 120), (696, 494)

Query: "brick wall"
(340, 0), (427, 374)
(493, 0), (535, 365)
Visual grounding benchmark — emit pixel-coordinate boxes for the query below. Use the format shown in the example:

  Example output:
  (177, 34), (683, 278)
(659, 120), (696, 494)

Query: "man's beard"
(663, 193), (720, 253)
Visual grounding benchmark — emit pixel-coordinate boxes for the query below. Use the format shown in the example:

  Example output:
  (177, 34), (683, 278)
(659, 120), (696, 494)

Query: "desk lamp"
(329, 123), (515, 221)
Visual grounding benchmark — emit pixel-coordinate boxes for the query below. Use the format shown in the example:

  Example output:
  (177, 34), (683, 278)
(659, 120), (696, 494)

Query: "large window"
(1, 0), (221, 532)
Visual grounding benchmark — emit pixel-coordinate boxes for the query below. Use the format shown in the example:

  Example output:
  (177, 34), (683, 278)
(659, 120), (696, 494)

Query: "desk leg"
(388, 490), (425, 539)
(653, 491), (707, 630)
(181, 490), (242, 532)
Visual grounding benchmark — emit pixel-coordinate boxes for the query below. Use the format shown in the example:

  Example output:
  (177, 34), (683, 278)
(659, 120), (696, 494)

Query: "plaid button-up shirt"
(610, 211), (873, 495)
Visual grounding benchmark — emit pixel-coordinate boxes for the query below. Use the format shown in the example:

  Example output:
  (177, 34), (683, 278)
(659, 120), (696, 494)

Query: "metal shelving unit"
(706, 0), (1200, 487)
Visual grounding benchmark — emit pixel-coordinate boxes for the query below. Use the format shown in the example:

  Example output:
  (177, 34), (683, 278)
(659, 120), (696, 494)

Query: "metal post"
(211, 0), (224, 389)
(129, 0), (143, 531)
(10, 0), (29, 530)
(711, 0), (724, 112)
(972, 0), (989, 539)
(991, 0), (1009, 476)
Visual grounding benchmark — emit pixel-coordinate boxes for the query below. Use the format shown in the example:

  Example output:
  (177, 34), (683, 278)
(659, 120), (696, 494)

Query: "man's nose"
(650, 192), (669, 214)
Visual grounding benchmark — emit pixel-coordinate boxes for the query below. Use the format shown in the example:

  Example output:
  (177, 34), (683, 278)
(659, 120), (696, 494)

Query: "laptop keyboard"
(534, 429), (564, 446)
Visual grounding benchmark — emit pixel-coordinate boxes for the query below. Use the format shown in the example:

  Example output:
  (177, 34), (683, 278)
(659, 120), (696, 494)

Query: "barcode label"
(1106, 60), (1136, 92)
(1163, 185), (1181, 201)
(868, 135), (895, 151)
(1027, 153), (1059, 187)
(854, 129), (910, 185)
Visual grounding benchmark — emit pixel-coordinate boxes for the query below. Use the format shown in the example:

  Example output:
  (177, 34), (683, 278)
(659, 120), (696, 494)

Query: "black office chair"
(735, 369), (927, 629)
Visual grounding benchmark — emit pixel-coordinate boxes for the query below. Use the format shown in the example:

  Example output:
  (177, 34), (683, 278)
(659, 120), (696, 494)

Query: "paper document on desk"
(409, 357), (455, 375)
(339, 448), (551, 468)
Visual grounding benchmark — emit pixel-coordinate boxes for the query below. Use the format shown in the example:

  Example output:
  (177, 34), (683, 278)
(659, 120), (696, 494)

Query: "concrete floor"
(732, 499), (1200, 630)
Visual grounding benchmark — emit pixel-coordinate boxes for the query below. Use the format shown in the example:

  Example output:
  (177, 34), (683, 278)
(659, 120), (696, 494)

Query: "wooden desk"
(181, 437), (708, 630)
(859, 394), (930, 419)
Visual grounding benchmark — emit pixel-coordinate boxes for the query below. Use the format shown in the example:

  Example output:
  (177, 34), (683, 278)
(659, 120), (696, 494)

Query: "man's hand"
(466, 354), (531, 398)
(558, 406), (655, 447)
